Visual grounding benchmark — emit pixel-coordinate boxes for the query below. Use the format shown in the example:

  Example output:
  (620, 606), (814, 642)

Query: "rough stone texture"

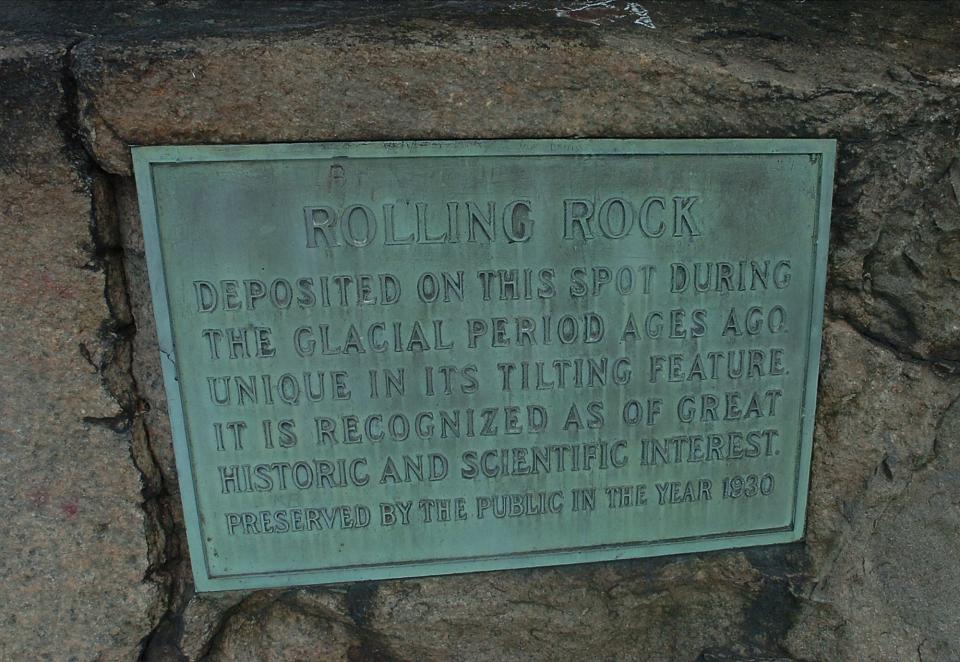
(0, 39), (158, 660)
(67, 1), (960, 367)
(362, 552), (803, 661)
(204, 592), (361, 662)
(803, 322), (956, 567)
(1, 1), (959, 660)
(786, 322), (960, 660)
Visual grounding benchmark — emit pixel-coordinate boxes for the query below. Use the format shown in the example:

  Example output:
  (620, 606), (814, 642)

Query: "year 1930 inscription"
(133, 139), (834, 591)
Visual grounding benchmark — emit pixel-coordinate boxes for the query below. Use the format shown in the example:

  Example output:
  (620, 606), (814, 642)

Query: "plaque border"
(132, 139), (835, 592)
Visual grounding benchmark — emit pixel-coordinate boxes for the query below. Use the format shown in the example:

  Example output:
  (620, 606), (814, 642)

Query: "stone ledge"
(66, 2), (959, 176)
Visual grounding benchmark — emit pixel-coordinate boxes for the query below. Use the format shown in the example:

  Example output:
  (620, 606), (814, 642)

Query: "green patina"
(133, 139), (834, 592)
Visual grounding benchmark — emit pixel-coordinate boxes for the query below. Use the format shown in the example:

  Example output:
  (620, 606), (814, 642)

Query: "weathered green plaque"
(133, 139), (834, 591)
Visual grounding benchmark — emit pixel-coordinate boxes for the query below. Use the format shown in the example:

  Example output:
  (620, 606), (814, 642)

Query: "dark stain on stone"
(139, 617), (189, 662)
(345, 582), (402, 662)
(346, 581), (379, 628)
(346, 641), (397, 662)
(696, 648), (790, 662)
(739, 544), (807, 655)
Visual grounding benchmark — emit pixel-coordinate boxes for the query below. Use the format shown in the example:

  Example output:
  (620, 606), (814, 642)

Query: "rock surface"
(0, 2), (958, 660)
(0, 38), (158, 661)
(786, 322), (960, 660)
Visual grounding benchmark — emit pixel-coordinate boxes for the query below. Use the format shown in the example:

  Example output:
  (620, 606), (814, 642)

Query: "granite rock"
(67, 1), (960, 365)
(0, 39), (158, 660)
(786, 322), (960, 660)
(0, 2), (958, 660)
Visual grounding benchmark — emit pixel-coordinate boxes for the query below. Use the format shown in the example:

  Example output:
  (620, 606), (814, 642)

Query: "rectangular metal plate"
(132, 139), (835, 591)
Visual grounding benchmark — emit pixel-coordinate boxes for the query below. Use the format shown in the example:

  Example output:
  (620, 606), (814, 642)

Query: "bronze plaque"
(133, 139), (835, 591)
